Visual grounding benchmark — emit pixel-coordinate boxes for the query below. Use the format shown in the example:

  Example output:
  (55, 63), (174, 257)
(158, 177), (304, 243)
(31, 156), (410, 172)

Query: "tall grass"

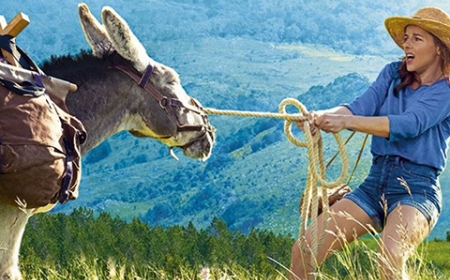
(21, 238), (449, 280)
(21, 258), (289, 280)
(318, 238), (449, 280)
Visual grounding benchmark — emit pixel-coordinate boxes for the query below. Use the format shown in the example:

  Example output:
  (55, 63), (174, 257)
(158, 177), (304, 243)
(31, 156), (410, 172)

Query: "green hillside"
(2, 0), (450, 240)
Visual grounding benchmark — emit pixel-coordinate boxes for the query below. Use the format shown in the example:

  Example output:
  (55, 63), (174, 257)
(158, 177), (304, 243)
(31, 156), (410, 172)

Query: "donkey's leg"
(0, 202), (30, 280)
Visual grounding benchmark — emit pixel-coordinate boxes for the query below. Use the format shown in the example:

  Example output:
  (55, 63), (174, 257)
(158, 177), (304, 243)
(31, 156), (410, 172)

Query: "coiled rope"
(204, 98), (350, 270)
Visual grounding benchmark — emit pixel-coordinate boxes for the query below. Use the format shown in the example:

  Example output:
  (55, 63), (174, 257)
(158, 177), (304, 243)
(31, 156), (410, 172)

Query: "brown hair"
(395, 34), (450, 93)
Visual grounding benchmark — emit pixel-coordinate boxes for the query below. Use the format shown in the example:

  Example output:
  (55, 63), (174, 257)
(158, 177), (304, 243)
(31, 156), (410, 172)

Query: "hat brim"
(385, 16), (450, 51)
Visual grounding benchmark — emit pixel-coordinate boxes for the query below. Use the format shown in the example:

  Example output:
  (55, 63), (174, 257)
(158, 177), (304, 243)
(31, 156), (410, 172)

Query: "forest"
(21, 208), (293, 278)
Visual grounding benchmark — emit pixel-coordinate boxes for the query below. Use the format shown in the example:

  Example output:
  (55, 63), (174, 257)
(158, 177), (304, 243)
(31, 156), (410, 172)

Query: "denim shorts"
(345, 155), (442, 232)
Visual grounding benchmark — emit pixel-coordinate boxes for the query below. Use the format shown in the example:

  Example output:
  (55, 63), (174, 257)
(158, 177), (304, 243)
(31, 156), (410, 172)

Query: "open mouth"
(406, 53), (415, 62)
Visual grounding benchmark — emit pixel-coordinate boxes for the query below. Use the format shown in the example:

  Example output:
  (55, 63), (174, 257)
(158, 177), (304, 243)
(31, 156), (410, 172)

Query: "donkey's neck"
(65, 74), (135, 154)
(43, 54), (137, 155)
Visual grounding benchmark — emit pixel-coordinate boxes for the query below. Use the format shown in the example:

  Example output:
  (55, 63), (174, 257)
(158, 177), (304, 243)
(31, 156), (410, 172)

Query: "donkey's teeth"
(169, 147), (179, 161)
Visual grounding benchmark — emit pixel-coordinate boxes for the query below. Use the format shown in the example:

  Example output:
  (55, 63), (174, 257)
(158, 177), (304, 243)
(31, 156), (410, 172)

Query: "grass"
(21, 258), (289, 280)
(318, 238), (450, 280)
(420, 240), (450, 275)
(21, 238), (450, 280)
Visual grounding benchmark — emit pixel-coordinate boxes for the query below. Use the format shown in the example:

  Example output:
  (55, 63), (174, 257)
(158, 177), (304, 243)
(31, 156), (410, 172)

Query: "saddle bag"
(0, 36), (86, 209)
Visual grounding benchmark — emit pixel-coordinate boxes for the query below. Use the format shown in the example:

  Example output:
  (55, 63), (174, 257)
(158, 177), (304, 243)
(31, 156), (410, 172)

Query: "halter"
(110, 60), (214, 151)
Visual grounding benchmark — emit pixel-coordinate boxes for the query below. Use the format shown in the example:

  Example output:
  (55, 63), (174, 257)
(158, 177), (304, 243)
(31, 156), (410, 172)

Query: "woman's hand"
(296, 111), (348, 135)
(295, 111), (320, 135)
(295, 106), (357, 135)
(314, 113), (347, 133)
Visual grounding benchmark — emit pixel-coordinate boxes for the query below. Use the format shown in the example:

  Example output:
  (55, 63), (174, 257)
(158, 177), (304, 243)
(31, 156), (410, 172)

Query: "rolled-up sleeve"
(389, 87), (450, 142)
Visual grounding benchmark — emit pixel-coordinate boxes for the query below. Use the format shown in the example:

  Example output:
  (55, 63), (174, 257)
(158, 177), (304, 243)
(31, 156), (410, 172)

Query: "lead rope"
(204, 98), (350, 271)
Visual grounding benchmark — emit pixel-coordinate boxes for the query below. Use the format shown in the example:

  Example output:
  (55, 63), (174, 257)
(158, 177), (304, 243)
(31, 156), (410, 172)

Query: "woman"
(290, 7), (450, 280)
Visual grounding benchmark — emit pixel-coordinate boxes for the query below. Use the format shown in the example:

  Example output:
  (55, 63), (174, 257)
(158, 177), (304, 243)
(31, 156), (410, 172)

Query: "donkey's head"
(78, 3), (214, 161)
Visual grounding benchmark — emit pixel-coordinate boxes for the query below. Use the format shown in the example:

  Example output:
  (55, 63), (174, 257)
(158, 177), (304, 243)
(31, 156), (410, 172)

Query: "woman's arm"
(312, 106), (390, 138)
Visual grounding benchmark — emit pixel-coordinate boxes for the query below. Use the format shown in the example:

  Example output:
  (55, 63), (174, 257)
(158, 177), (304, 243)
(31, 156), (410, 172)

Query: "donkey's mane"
(40, 50), (179, 88)
(40, 50), (111, 84)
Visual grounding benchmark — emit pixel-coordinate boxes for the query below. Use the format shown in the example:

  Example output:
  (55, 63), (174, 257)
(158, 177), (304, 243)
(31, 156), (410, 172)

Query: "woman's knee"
(377, 237), (410, 270)
(377, 240), (409, 280)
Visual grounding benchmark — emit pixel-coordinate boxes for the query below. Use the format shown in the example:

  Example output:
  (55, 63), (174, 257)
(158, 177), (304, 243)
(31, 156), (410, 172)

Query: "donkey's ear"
(78, 3), (113, 57)
(101, 6), (153, 72)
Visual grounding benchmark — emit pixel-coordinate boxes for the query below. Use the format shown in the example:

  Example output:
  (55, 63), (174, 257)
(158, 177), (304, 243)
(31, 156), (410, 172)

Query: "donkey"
(0, 3), (215, 279)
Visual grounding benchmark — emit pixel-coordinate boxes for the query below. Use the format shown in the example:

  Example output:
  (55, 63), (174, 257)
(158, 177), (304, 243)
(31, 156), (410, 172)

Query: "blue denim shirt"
(345, 61), (450, 171)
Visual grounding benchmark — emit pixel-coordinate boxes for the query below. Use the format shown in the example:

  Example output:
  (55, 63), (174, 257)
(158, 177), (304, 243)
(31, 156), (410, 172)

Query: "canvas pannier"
(0, 36), (86, 208)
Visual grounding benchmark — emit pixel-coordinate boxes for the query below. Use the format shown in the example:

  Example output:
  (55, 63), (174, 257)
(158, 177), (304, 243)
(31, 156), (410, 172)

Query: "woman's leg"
(378, 205), (430, 280)
(289, 198), (375, 280)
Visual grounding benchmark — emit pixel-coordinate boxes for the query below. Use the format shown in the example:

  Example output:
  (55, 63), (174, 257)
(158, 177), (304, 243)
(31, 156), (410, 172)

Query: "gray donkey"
(0, 3), (215, 279)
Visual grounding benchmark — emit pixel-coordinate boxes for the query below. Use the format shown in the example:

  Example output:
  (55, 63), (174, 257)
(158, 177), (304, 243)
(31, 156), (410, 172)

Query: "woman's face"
(403, 25), (441, 75)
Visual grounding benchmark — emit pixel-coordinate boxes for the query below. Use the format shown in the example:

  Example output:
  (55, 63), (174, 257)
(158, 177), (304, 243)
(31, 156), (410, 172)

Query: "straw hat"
(385, 7), (450, 51)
